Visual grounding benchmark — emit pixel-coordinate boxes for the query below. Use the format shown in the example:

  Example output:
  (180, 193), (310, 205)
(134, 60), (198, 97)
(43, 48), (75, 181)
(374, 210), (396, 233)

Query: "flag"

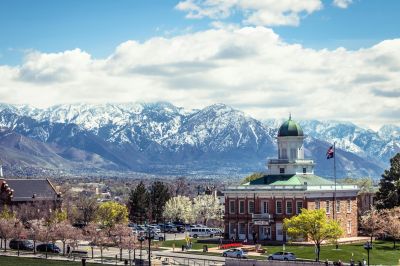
(326, 146), (334, 159)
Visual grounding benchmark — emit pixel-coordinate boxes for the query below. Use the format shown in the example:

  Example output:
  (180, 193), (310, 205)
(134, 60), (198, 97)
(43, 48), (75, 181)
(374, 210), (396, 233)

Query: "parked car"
(267, 252), (296, 261)
(189, 227), (214, 238)
(222, 248), (247, 258)
(9, 239), (34, 251)
(36, 243), (61, 253)
(160, 224), (178, 233)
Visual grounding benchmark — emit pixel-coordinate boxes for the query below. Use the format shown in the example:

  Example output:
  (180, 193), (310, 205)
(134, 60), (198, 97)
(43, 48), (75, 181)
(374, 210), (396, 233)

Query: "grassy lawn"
(0, 256), (98, 266)
(160, 239), (218, 250)
(262, 241), (400, 265)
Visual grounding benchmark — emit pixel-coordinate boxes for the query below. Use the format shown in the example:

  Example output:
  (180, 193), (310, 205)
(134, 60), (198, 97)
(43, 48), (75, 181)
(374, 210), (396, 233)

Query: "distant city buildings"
(223, 117), (359, 242)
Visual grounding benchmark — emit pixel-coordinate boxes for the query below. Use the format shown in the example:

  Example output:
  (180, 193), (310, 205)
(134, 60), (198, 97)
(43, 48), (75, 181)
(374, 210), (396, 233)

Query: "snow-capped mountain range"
(0, 102), (398, 179)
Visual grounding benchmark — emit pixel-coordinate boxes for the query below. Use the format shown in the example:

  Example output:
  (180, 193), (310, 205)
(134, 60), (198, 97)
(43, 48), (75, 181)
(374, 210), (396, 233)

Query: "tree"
(110, 224), (132, 261)
(76, 196), (98, 225)
(360, 207), (385, 244)
(150, 181), (171, 223)
(84, 222), (110, 263)
(193, 194), (221, 225)
(53, 220), (76, 255)
(27, 221), (42, 254)
(128, 182), (150, 223)
(284, 209), (343, 262)
(163, 196), (194, 223)
(382, 207), (400, 249)
(241, 172), (264, 184)
(0, 217), (18, 252)
(97, 201), (129, 228)
(375, 153), (400, 209)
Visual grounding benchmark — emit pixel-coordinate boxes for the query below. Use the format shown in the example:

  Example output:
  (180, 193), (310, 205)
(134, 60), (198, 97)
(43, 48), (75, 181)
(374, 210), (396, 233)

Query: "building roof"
(249, 174), (334, 186)
(4, 179), (60, 202)
(278, 116), (304, 137)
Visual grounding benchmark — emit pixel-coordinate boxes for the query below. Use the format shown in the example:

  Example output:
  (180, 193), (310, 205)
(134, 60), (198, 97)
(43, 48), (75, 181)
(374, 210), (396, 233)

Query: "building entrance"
(260, 226), (271, 240)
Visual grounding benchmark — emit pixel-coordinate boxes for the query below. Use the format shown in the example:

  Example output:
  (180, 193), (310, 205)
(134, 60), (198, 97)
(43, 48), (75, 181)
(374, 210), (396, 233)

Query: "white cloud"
(1, 27), (399, 128)
(176, 0), (323, 26)
(333, 0), (353, 9)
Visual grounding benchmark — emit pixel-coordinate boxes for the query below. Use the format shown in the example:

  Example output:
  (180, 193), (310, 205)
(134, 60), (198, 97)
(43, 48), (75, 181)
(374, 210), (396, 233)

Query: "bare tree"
(76, 196), (98, 225)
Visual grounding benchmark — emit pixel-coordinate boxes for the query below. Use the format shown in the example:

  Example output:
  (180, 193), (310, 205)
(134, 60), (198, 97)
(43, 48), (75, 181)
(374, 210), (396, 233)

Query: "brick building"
(223, 116), (359, 242)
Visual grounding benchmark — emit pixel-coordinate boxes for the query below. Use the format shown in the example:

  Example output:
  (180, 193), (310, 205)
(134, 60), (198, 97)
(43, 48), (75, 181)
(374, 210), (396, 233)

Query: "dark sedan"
(36, 243), (61, 253)
(9, 239), (34, 251)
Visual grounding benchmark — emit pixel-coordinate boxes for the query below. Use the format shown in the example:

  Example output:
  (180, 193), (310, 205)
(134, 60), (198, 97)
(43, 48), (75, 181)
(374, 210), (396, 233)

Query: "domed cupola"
(278, 115), (303, 137)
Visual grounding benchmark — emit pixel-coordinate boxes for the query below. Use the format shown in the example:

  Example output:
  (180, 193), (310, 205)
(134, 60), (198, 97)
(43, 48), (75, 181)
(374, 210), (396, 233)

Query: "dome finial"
(289, 112), (292, 120)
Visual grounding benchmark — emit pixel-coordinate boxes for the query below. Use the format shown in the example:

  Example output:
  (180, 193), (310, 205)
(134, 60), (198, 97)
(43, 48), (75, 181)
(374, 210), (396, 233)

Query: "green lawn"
(0, 256), (98, 266)
(182, 240), (400, 265)
(160, 239), (218, 250)
(262, 241), (400, 265)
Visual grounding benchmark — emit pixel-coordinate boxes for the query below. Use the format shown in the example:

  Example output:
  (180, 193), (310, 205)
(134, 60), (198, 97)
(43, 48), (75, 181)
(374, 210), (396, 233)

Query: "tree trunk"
(17, 241), (20, 256)
(91, 246), (94, 259)
(316, 243), (321, 262)
(45, 244), (48, 259)
(100, 246), (103, 264)
(4, 238), (7, 252)
(393, 239), (396, 249)
(120, 247), (122, 261)
(63, 241), (65, 256)
(33, 240), (36, 254)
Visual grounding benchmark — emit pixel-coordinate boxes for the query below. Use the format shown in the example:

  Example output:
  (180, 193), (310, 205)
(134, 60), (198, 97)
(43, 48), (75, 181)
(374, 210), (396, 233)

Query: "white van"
(189, 227), (215, 238)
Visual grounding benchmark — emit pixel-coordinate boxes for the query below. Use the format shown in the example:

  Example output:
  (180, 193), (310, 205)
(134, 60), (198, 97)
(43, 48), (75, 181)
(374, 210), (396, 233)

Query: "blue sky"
(0, 0), (399, 128)
(1, 0), (399, 64)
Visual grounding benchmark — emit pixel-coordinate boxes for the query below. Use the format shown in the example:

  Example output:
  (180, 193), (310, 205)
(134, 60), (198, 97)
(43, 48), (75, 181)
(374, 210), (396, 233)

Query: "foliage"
(359, 207), (385, 243)
(375, 153), (400, 209)
(51, 209), (68, 224)
(163, 195), (194, 223)
(193, 194), (221, 225)
(97, 201), (128, 228)
(0, 206), (15, 219)
(381, 207), (400, 249)
(284, 209), (343, 261)
(128, 181), (150, 223)
(150, 181), (171, 223)
(241, 172), (264, 184)
(76, 196), (98, 225)
(340, 177), (375, 194)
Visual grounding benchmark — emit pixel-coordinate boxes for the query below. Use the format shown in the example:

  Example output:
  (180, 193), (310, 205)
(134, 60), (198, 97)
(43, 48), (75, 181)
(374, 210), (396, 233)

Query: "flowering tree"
(121, 234), (138, 265)
(27, 221), (42, 254)
(84, 222), (109, 263)
(12, 220), (27, 256)
(193, 194), (221, 225)
(0, 217), (18, 252)
(360, 207), (385, 244)
(110, 224), (132, 261)
(284, 209), (343, 262)
(163, 196), (194, 223)
(382, 207), (400, 249)
(53, 220), (77, 255)
(97, 201), (129, 228)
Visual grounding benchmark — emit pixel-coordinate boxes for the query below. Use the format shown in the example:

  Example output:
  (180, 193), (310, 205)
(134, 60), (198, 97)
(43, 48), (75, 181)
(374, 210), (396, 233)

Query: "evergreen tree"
(375, 153), (400, 209)
(128, 182), (150, 223)
(150, 181), (171, 223)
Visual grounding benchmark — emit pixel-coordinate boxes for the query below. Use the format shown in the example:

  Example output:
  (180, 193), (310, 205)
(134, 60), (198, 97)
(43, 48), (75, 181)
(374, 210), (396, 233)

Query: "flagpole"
(333, 141), (336, 221)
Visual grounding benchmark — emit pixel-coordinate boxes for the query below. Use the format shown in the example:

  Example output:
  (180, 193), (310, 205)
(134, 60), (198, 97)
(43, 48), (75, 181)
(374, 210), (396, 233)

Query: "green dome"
(278, 116), (303, 137)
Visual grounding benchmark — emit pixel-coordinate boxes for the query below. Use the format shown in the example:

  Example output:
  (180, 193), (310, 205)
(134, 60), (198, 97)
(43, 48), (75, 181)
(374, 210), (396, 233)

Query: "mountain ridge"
(0, 102), (398, 179)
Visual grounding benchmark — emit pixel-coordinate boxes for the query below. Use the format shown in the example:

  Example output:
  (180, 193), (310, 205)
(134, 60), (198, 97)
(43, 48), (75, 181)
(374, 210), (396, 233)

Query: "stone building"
(223, 117), (359, 242)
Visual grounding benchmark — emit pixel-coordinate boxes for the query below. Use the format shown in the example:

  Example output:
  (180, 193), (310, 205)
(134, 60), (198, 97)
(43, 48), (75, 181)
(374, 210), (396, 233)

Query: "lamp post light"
(364, 241), (372, 266)
(138, 233), (145, 266)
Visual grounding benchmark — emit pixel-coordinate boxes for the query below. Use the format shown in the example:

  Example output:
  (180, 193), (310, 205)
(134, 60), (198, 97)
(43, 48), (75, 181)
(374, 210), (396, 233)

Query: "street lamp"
(364, 241), (372, 266)
(138, 233), (145, 266)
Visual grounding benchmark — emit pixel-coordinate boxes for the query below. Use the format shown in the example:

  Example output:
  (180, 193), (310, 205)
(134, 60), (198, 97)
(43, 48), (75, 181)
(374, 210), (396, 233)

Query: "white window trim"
(261, 200), (269, 214)
(229, 200), (235, 214)
(248, 200), (254, 214)
(239, 200), (245, 214)
(286, 201), (293, 215)
(347, 200), (352, 213)
(336, 200), (341, 213)
(326, 200), (330, 214)
(296, 200), (303, 214)
(315, 200), (320, 210)
(276, 200), (283, 214)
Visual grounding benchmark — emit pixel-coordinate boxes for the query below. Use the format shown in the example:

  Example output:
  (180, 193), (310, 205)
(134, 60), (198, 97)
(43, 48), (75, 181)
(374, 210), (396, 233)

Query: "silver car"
(268, 251), (296, 261)
(222, 248), (247, 258)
